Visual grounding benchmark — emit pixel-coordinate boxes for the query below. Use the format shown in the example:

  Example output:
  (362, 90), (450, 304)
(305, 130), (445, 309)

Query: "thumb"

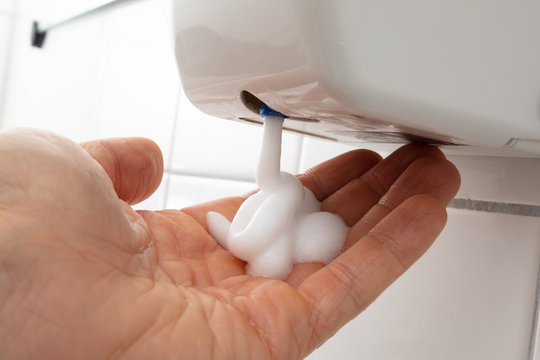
(81, 137), (164, 205)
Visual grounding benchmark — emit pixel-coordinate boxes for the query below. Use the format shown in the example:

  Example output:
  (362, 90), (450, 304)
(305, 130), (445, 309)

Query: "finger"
(322, 144), (446, 226)
(298, 194), (447, 347)
(81, 138), (163, 205)
(287, 156), (459, 286)
(288, 156), (459, 287)
(298, 149), (382, 201)
(345, 156), (460, 249)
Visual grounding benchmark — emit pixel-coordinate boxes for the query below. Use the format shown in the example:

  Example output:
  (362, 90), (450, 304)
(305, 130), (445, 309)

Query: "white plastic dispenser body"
(172, 0), (540, 155)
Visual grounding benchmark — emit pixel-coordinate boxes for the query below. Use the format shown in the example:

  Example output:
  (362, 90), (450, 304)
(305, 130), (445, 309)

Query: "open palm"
(0, 129), (460, 359)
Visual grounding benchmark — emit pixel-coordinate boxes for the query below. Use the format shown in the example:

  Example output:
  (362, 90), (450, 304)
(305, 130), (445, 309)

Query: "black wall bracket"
(31, 21), (48, 48)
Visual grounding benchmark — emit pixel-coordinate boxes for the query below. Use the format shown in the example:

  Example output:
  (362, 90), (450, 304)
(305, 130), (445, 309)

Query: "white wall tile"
(0, 14), (12, 108)
(308, 209), (540, 360)
(0, 12), (106, 141)
(0, 0), (13, 14)
(449, 155), (540, 205)
(93, 0), (180, 165)
(170, 93), (303, 181)
(132, 174), (168, 211)
(1, 0), (179, 154)
(298, 137), (358, 172)
(165, 174), (256, 209)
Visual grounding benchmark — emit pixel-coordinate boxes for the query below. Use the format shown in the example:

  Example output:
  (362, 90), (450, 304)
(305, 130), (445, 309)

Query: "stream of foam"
(207, 116), (348, 279)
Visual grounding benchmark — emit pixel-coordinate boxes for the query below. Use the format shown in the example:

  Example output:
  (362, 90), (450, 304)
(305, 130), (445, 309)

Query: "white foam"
(207, 116), (348, 279)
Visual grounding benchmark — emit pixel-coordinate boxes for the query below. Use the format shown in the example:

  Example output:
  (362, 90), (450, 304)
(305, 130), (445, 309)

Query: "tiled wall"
(0, 0), (538, 359)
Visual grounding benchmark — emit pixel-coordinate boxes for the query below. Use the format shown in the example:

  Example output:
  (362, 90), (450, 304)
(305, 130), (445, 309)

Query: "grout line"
(528, 260), (540, 360)
(292, 134), (304, 174)
(161, 84), (183, 209)
(449, 198), (540, 218)
(164, 167), (255, 184)
(161, 171), (172, 209)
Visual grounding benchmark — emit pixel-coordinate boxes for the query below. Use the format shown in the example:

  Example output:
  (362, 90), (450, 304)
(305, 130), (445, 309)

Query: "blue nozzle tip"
(260, 102), (287, 119)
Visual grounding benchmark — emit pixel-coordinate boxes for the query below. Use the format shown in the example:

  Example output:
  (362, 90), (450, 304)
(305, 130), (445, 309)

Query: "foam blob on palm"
(207, 116), (348, 280)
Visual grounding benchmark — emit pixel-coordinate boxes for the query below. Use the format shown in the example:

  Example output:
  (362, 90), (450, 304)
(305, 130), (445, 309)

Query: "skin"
(0, 128), (460, 359)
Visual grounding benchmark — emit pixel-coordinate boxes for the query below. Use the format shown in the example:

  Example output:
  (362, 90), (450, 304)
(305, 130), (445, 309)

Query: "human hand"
(0, 129), (460, 359)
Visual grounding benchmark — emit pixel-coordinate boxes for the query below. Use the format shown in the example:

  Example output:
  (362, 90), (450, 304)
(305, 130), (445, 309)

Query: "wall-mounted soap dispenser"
(172, 0), (540, 156)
